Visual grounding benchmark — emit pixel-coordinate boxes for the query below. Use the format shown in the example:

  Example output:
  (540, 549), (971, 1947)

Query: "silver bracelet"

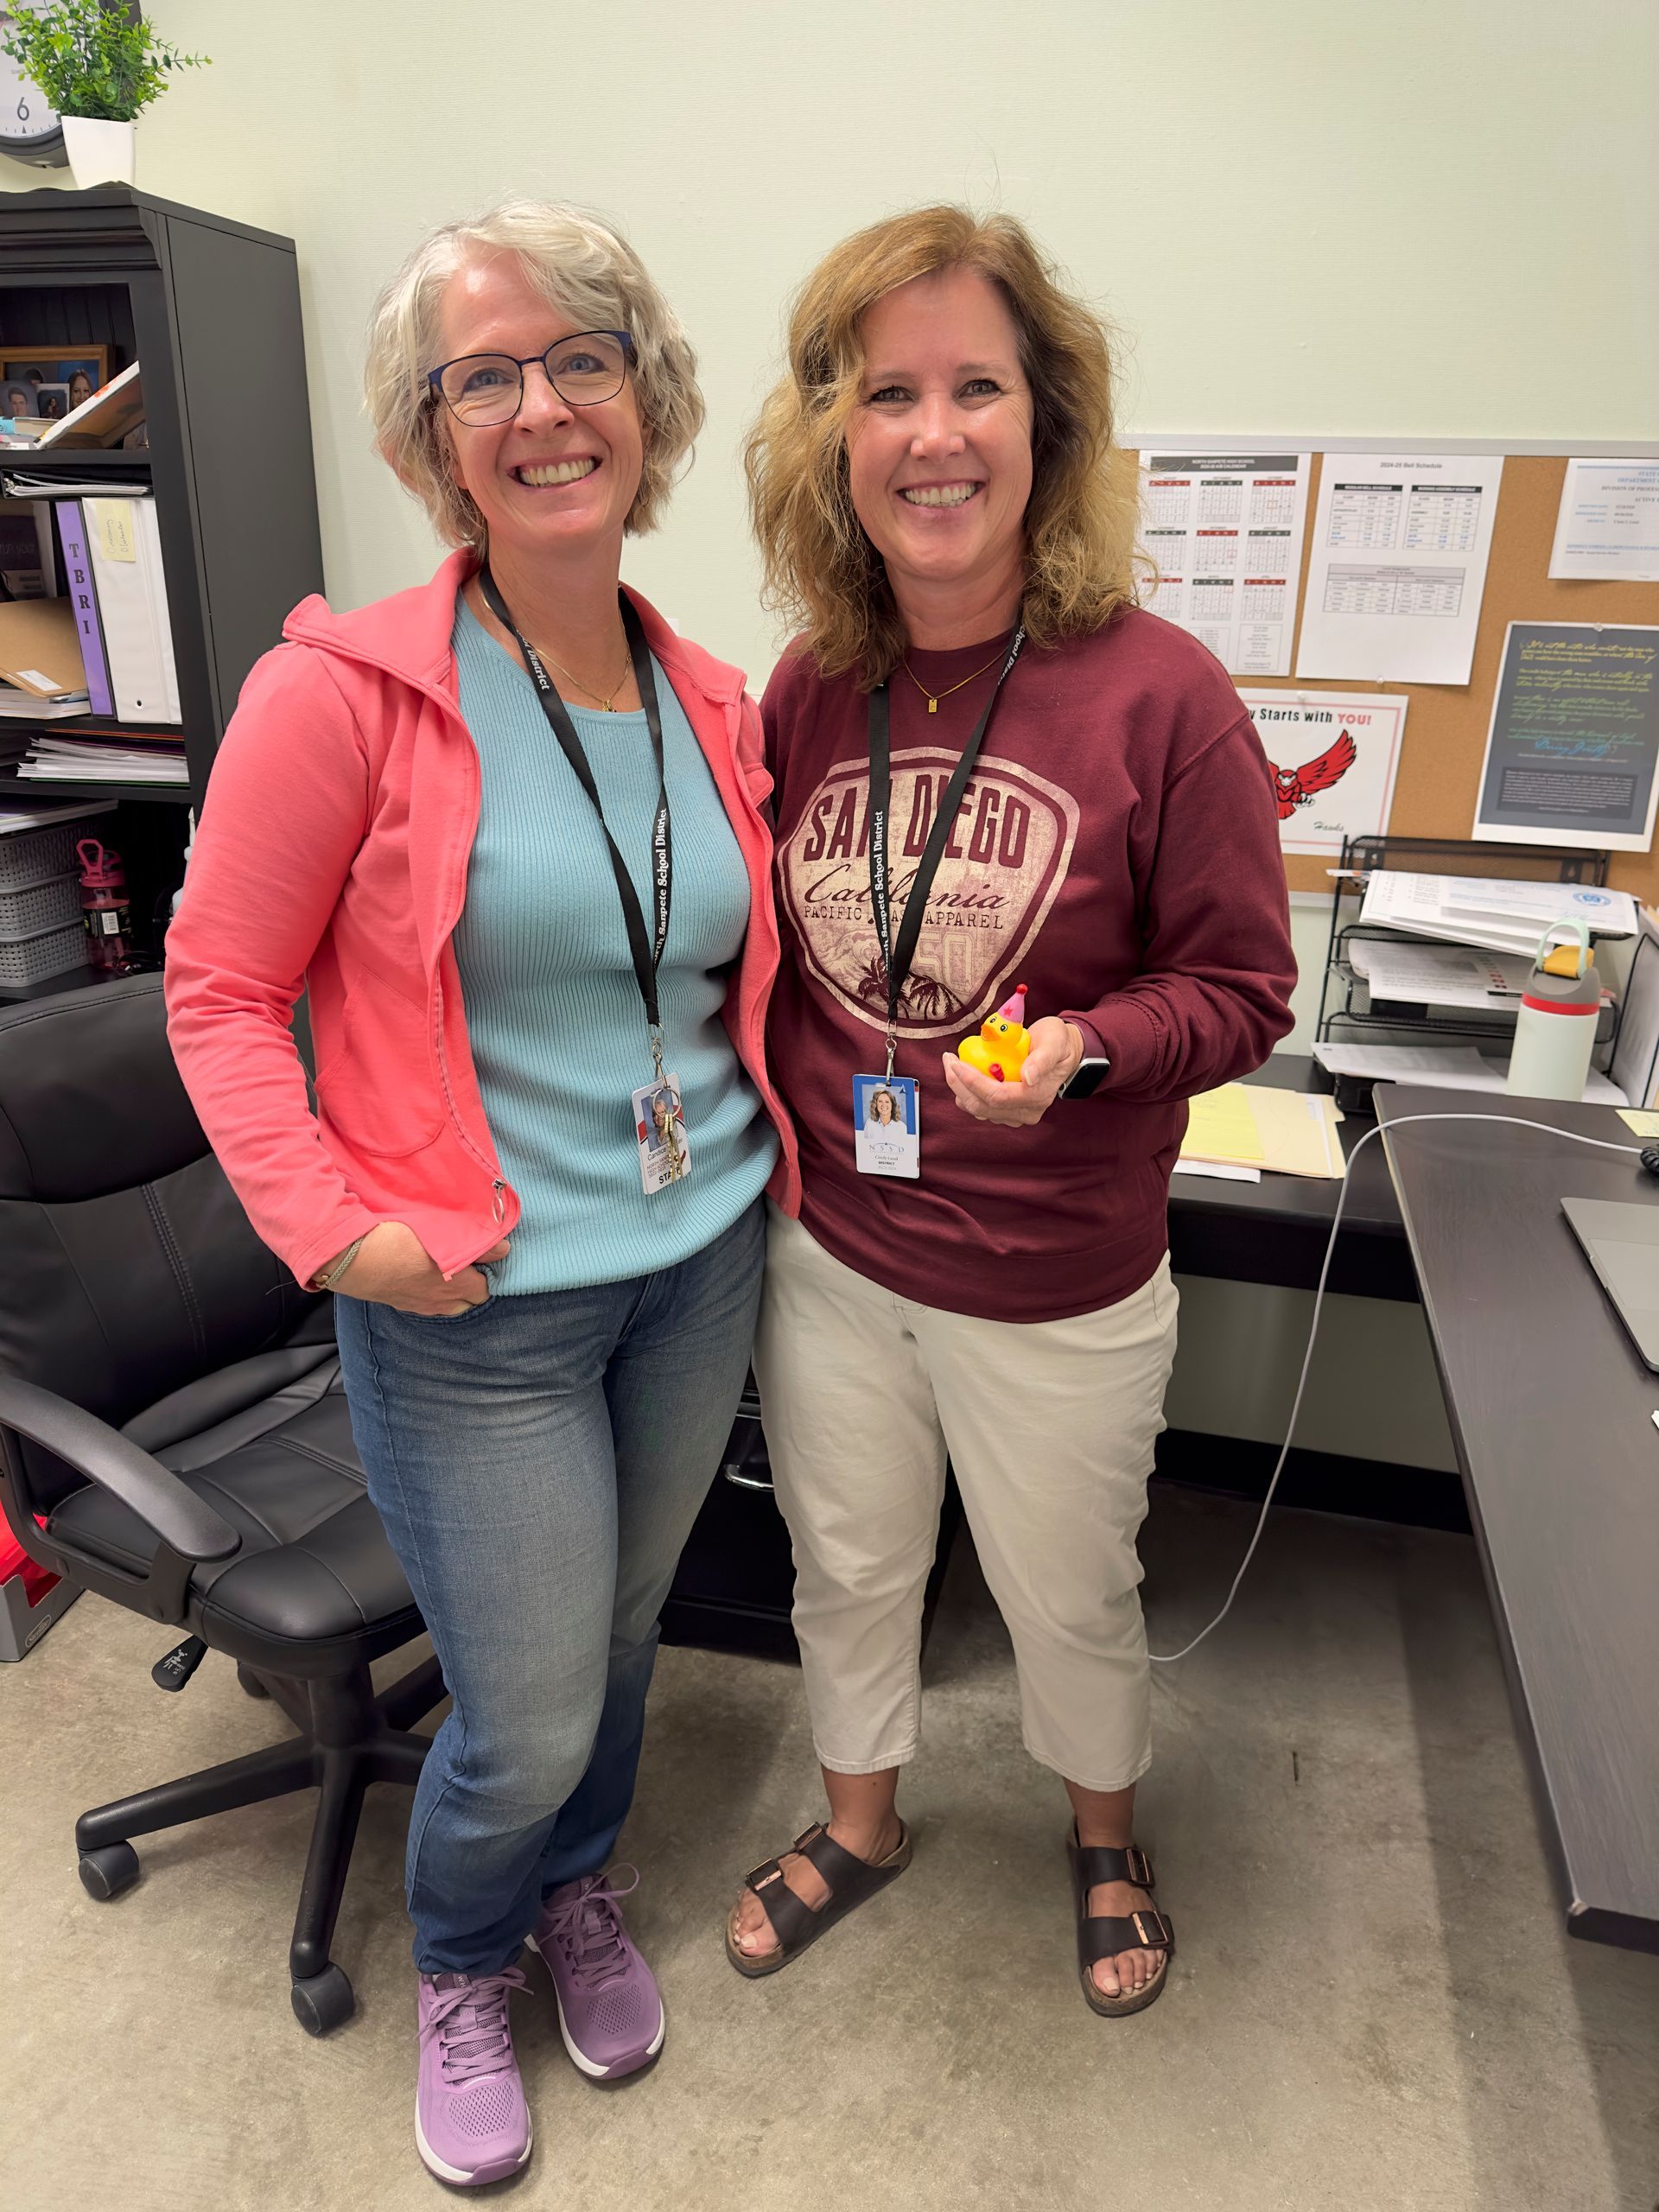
(315, 1235), (365, 1294)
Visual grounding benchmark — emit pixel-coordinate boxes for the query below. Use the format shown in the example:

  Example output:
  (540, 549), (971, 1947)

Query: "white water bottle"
(1505, 921), (1599, 1102)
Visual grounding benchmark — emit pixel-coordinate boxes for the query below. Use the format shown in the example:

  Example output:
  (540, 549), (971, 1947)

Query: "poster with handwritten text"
(1473, 623), (1659, 853)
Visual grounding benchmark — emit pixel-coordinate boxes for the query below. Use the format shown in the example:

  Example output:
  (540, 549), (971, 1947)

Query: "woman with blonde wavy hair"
(167, 199), (797, 2184)
(725, 207), (1295, 2017)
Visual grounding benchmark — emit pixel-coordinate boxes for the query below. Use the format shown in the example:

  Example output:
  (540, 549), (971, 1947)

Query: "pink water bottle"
(77, 839), (135, 973)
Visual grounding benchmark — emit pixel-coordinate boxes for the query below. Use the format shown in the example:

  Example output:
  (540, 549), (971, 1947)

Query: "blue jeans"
(333, 1202), (763, 1974)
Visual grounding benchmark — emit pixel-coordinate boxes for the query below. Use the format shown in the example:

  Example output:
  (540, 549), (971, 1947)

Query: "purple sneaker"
(529, 1868), (665, 2081)
(414, 1965), (533, 2187)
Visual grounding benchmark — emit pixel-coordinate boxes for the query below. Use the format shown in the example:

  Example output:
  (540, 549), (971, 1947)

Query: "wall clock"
(0, 8), (67, 168)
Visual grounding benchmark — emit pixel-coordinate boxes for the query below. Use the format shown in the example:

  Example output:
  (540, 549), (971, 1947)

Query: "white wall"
(3, 0), (1654, 684)
(5, 0), (1649, 1482)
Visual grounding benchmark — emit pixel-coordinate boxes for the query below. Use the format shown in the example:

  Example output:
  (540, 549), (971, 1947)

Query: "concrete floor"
(3, 1486), (1656, 2212)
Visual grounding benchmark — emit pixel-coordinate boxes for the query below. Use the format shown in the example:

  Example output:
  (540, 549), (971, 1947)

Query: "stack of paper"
(0, 685), (89, 721)
(1358, 870), (1637, 957)
(1312, 1040), (1628, 1105)
(0, 795), (115, 835)
(16, 734), (186, 784)
(1179, 1083), (1345, 1180)
(1350, 938), (1530, 1008)
(0, 470), (151, 500)
(1350, 938), (1611, 1016)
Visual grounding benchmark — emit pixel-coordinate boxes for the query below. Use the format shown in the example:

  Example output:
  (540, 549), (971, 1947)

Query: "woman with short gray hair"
(166, 200), (798, 2186)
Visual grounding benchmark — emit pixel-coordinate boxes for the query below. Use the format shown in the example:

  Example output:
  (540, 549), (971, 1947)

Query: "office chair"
(0, 974), (442, 2035)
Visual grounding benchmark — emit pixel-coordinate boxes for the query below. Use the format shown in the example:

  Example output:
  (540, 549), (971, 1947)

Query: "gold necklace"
(474, 577), (633, 709)
(900, 645), (1007, 715)
(533, 637), (632, 713)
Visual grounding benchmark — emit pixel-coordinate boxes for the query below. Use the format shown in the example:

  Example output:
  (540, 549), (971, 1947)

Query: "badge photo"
(633, 1074), (692, 1194)
(853, 1073), (920, 1179)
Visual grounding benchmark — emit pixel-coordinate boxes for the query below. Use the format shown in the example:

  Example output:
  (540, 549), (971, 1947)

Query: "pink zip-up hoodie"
(164, 550), (800, 1292)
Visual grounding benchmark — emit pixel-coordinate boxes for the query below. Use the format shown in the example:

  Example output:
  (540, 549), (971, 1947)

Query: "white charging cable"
(1147, 1110), (1647, 1664)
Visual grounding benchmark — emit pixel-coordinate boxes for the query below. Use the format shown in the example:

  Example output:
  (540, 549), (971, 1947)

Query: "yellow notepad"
(1182, 1084), (1266, 1164)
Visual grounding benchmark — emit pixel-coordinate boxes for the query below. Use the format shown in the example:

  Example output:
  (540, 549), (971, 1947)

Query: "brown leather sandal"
(725, 1821), (912, 1979)
(1067, 1831), (1174, 2018)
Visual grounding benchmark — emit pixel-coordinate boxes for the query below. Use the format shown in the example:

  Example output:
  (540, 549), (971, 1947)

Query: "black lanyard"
(868, 626), (1025, 1073)
(477, 564), (672, 1057)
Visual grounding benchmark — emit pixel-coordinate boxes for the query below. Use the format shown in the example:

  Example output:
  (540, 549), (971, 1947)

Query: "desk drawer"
(661, 1389), (798, 1659)
(661, 1386), (965, 1662)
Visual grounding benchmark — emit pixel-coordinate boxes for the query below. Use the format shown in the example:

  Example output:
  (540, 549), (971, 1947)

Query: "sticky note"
(94, 501), (137, 563)
(1618, 1109), (1659, 1139)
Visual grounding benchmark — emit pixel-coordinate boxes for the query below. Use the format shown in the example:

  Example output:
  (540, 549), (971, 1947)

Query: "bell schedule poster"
(1295, 453), (1503, 685)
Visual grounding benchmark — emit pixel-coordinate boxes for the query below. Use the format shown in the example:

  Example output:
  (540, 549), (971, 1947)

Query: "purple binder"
(54, 500), (113, 717)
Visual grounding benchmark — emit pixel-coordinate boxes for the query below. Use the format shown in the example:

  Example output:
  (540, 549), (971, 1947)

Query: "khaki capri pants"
(753, 1202), (1179, 1793)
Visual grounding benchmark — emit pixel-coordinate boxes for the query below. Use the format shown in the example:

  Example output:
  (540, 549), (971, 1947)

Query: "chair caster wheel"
(78, 1841), (140, 1901)
(236, 1665), (270, 1699)
(291, 1964), (354, 2036)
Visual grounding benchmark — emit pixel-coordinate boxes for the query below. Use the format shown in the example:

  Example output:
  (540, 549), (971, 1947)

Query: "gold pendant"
(926, 696), (937, 714)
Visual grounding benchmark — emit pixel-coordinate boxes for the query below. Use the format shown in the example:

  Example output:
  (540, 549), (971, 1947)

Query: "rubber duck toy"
(957, 984), (1032, 1084)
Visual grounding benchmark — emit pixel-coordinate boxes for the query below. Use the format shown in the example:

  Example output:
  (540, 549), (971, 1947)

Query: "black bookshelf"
(0, 186), (325, 989)
(5, 780), (188, 804)
(2, 449), (151, 474)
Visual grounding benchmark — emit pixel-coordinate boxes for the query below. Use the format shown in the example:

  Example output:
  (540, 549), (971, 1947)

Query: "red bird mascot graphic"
(1268, 728), (1357, 820)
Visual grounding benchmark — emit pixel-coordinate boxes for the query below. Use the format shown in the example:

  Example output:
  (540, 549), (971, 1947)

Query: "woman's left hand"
(942, 1018), (1084, 1128)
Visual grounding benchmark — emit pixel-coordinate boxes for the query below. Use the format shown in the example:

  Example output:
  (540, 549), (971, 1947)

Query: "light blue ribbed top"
(449, 597), (775, 1294)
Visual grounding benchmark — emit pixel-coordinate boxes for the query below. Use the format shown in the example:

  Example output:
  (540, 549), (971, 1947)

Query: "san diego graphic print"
(778, 747), (1081, 1039)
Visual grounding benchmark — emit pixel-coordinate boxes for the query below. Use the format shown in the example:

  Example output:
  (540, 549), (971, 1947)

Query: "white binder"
(82, 496), (182, 725)
(133, 498), (181, 723)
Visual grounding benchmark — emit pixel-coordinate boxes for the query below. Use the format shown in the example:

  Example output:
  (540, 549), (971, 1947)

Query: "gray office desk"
(1168, 1055), (1416, 1300)
(1377, 1086), (1659, 1952)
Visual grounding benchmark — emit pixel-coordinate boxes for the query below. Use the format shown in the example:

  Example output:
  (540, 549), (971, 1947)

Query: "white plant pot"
(62, 117), (137, 190)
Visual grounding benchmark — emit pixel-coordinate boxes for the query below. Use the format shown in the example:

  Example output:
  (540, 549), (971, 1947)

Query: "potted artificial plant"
(1, 0), (208, 189)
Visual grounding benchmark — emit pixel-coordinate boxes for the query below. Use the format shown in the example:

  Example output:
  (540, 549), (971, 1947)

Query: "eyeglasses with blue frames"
(427, 330), (635, 427)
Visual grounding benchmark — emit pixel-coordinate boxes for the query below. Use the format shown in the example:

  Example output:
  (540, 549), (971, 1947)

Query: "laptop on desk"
(1561, 1198), (1659, 1372)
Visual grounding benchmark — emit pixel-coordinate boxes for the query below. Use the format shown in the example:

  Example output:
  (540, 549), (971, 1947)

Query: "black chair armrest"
(0, 1376), (239, 1560)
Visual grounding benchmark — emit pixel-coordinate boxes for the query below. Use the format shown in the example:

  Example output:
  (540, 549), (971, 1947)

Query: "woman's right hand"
(331, 1223), (510, 1316)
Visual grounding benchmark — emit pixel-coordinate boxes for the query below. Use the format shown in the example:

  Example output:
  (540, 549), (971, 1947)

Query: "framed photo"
(32, 381), (69, 421)
(1, 347), (110, 417)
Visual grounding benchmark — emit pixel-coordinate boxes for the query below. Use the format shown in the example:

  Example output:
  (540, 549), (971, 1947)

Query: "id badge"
(853, 1073), (920, 1179)
(633, 1073), (692, 1193)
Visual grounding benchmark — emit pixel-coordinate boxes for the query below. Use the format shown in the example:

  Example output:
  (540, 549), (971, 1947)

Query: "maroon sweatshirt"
(762, 608), (1297, 1322)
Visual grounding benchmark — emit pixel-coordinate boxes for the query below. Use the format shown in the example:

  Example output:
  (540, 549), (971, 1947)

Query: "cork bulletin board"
(1123, 450), (1659, 899)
